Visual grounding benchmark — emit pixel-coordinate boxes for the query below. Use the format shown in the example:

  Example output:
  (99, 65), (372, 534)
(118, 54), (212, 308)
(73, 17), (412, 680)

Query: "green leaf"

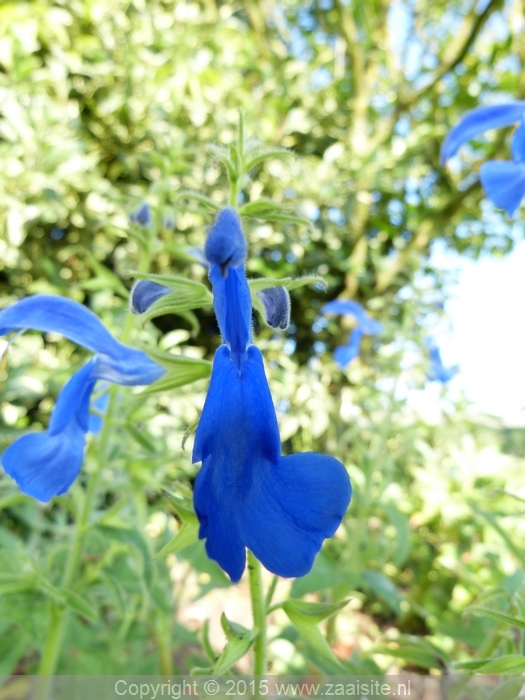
(130, 273), (212, 320)
(59, 589), (98, 623)
(79, 252), (129, 298)
(488, 677), (525, 700)
(211, 614), (254, 674)
(477, 655), (525, 674)
(0, 575), (38, 596)
(453, 659), (494, 671)
(0, 627), (30, 675)
(221, 612), (251, 640)
(123, 423), (157, 453)
(97, 525), (153, 587)
(142, 347), (212, 374)
(207, 145), (238, 183)
(239, 198), (290, 217)
(471, 504), (525, 567)
(287, 275), (327, 290)
(383, 502), (411, 568)
(362, 570), (404, 615)
(139, 357), (211, 395)
(373, 642), (440, 669)
(244, 148), (295, 172)
(281, 599), (348, 664)
(155, 518), (199, 558)
(466, 605), (525, 631)
(175, 190), (221, 212)
(155, 489), (201, 558)
(247, 274), (325, 296)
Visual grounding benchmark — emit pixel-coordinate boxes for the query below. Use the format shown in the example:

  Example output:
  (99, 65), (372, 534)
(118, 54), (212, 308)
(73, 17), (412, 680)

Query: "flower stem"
(248, 550), (267, 677)
(37, 273), (147, 679)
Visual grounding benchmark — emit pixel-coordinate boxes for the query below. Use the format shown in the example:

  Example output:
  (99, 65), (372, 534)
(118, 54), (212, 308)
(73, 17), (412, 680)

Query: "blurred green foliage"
(1, 0), (525, 678)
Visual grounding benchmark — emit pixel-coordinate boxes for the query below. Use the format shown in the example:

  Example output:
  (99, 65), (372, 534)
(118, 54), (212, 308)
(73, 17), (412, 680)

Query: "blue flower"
(191, 208), (351, 582)
(0, 296), (164, 501)
(424, 338), (458, 384)
(441, 102), (525, 215)
(322, 299), (383, 369)
(130, 202), (152, 227)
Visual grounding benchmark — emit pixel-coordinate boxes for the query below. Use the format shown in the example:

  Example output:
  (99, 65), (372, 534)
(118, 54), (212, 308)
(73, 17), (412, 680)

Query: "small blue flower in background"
(130, 201), (152, 227)
(424, 338), (458, 384)
(0, 296), (164, 501)
(191, 208), (351, 582)
(322, 299), (383, 369)
(441, 101), (525, 215)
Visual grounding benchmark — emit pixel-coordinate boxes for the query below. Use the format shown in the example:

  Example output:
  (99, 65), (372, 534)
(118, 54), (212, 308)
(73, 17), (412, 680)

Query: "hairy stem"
(248, 550), (267, 677)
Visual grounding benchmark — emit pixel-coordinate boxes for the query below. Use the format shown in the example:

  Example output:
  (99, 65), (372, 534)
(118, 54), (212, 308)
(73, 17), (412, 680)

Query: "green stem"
(37, 257), (151, 678)
(248, 550), (267, 676)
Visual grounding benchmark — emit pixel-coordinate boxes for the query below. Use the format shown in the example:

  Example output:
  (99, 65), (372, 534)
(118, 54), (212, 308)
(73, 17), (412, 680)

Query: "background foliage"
(1, 0), (525, 677)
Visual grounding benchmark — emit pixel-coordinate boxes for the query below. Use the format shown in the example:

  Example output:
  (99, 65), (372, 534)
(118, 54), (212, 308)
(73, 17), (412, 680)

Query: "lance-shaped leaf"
(281, 599), (348, 663)
(155, 490), (201, 558)
(209, 614), (255, 675)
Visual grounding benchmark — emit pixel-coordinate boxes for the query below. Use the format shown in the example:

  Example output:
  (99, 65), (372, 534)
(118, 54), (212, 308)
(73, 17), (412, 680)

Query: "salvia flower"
(191, 208), (351, 582)
(323, 299), (383, 369)
(441, 102), (525, 215)
(425, 338), (458, 384)
(130, 201), (152, 227)
(0, 296), (164, 501)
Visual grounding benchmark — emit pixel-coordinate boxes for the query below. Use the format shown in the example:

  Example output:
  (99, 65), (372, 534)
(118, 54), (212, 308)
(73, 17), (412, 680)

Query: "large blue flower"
(0, 296), (164, 501)
(441, 102), (525, 215)
(323, 298), (383, 369)
(190, 208), (351, 582)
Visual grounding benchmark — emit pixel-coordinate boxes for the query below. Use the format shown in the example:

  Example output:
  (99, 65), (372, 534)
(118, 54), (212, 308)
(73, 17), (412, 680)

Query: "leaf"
(477, 655), (525, 674)
(244, 148), (295, 172)
(362, 569), (404, 615)
(142, 347), (212, 374)
(175, 190), (221, 212)
(0, 575), (38, 596)
(155, 489), (201, 558)
(281, 599), (348, 664)
(59, 589), (98, 622)
(211, 614), (254, 674)
(79, 252), (129, 298)
(97, 525), (153, 587)
(373, 642), (441, 669)
(466, 605), (525, 630)
(129, 273), (212, 320)
(139, 360), (211, 395)
(155, 519), (199, 558)
(383, 502), (411, 568)
(488, 677), (525, 700)
(239, 198), (290, 217)
(247, 274), (325, 296)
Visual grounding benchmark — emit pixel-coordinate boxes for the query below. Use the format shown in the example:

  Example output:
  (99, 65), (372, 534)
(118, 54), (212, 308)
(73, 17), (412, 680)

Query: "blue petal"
(323, 299), (367, 321)
(130, 280), (171, 314)
(193, 345), (280, 465)
(204, 208), (247, 272)
(1, 362), (96, 501)
(258, 287), (291, 329)
(242, 452), (351, 578)
(333, 328), (364, 368)
(323, 299), (382, 336)
(441, 102), (525, 164)
(209, 265), (253, 363)
(48, 360), (96, 435)
(511, 121), (525, 164)
(130, 202), (152, 227)
(479, 160), (525, 216)
(0, 295), (164, 386)
(1, 427), (86, 502)
(193, 344), (351, 582)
